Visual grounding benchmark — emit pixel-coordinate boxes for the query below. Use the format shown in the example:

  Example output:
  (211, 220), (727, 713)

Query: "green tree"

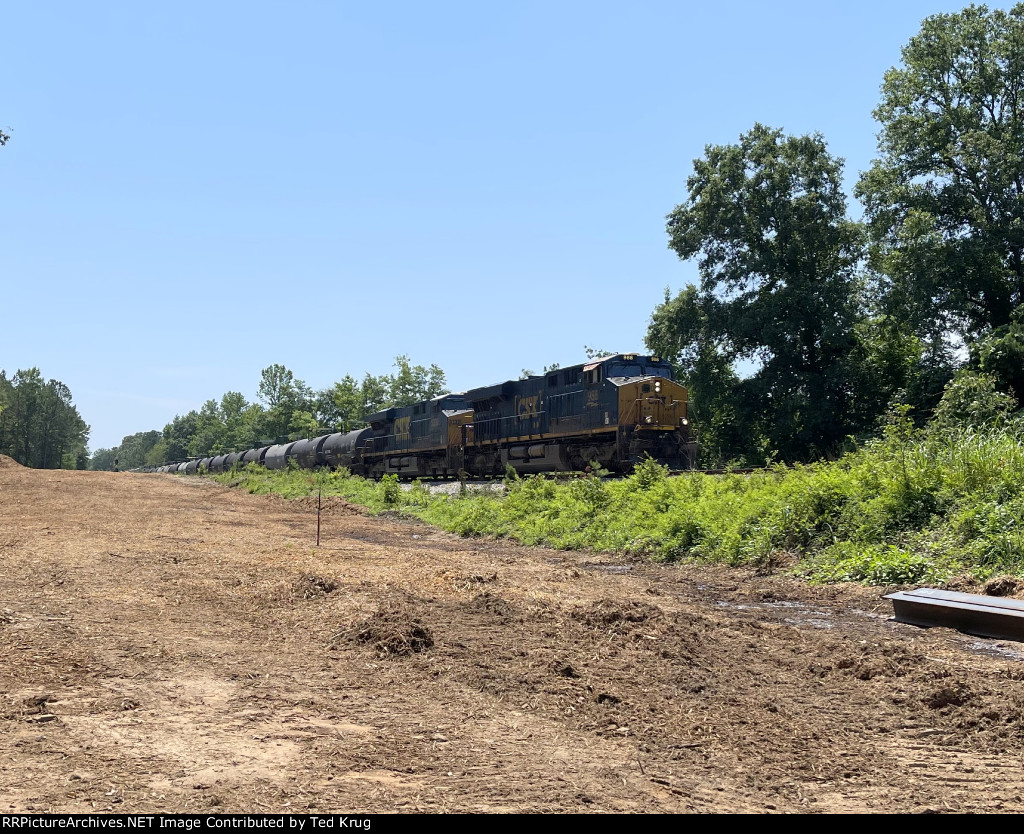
(659, 124), (868, 459)
(144, 439), (169, 468)
(857, 4), (1024, 345)
(359, 372), (391, 415)
(0, 369), (89, 469)
(90, 447), (119, 471)
(218, 391), (255, 450)
(189, 399), (228, 457)
(974, 315), (1024, 402)
(330, 375), (365, 431)
(929, 369), (1017, 431)
(117, 430), (161, 469)
(842, 316), (924, 433)
(311, 387), (342, 433)
(257, 364), (296, 410)
(161, 411), (200, 462)
(256, 364), (313, 442)
(388, 355), (448, 407)
(355, 357), (448, 415)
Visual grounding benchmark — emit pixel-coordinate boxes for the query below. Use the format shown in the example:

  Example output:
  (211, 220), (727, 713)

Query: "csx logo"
(586, 390), (599, 407)
(515, 394), (539, 420)
(395, 416), (411, 441)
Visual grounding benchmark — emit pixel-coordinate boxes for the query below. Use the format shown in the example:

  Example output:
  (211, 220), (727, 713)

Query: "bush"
(801, 542), (938, 585)
(929, 371), (1017, 432)
(630, 455), (668, 490)
(381, 474), (400, 505)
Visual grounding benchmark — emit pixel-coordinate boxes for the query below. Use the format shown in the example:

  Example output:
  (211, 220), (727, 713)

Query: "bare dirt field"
(4, 456), (1024, 814)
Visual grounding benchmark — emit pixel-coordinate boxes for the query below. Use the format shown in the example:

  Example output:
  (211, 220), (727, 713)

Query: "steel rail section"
(885, 587), (1024, 642)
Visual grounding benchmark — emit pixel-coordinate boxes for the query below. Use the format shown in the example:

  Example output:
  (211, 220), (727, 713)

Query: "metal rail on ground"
(885, 587), (1024, 642)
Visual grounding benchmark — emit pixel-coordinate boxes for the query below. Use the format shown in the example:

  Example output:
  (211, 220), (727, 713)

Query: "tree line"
(646, 4), (1024, 465)
(0, 369), (90, 469)
(89, 356), (448, 470)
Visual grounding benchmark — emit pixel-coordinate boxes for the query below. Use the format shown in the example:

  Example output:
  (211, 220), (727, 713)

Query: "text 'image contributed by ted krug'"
(0, 816), (377, 831)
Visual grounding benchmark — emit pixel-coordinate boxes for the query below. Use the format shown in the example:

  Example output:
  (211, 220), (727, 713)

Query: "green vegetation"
(858, 4), (1024, 350)
(659, 124), (869, 463)
(0, 368), (89, 469)
(652, 4), (1024, 466)
(210, 374), (1024, 586)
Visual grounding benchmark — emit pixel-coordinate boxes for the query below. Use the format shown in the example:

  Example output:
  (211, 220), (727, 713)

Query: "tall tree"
(256, 364), (313, 442)
(388, 355), (448, 407)
(189, 399), (228, 457)
(90, 447), (119, 471)
(331, 375), (366, 430)
(355, 358), (449, 415)
(857, 3), (1024, 344)
(657, 124), (868, 459)
(0, 369), (89, 468)
(160, 411), (200, 462)
(257, 364), (296, 410)
(115, 430), (160, 470)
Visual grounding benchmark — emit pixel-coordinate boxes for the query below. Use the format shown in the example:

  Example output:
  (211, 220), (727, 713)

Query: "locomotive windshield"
(606, 361), (674, 380)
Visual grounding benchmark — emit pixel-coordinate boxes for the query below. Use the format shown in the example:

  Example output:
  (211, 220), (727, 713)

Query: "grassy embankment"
(210, 418), (1024, 585)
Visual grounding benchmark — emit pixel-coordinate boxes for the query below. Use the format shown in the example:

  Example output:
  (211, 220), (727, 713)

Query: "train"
(154, 353), (697, 479)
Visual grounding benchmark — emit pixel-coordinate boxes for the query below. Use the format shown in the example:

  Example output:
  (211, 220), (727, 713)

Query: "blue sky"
(1, 1), (1006, 452)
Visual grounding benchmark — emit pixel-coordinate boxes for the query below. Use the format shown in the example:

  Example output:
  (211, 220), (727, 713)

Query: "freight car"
(157, 353), (697, 478)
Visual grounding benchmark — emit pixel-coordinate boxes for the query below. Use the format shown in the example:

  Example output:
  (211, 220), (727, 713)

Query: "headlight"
(654, 381), (662, 392)
(681, 418), (689, 426)
(645, 415), (653, 423)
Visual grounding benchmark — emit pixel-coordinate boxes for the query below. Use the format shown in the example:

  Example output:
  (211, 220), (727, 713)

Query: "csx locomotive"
(158, 353), (697, 478)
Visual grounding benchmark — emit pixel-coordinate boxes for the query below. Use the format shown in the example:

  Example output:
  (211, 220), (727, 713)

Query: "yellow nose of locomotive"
(619, 377), (690, 431)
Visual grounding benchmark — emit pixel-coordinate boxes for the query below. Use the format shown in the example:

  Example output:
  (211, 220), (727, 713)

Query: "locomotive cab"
(600, 354), (697, 470)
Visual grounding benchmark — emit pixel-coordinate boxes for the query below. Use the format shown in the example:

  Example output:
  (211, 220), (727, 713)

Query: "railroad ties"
(885, 587), (1024, 642)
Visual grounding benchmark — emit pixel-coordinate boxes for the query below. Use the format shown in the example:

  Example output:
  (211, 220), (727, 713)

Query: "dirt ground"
(4, 456), (1024, 813)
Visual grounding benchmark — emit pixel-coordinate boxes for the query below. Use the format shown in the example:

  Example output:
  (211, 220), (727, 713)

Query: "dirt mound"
(923, 681), (975, 709)
(464, 591), (519, 623)
(572, 598), (664, 629)
(341, 605), (435, 658)
(291, 494), (365, 515)
(984, 575), (1024, 597)
(292, 574), (338, 599)
(0, 455), (25, 469)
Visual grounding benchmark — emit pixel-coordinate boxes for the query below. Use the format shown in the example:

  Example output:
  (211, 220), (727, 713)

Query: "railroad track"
(668, 467), (762, 476)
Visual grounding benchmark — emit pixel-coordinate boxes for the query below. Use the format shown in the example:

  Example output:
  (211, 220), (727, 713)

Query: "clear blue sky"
(1, 1), (1005, 452)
